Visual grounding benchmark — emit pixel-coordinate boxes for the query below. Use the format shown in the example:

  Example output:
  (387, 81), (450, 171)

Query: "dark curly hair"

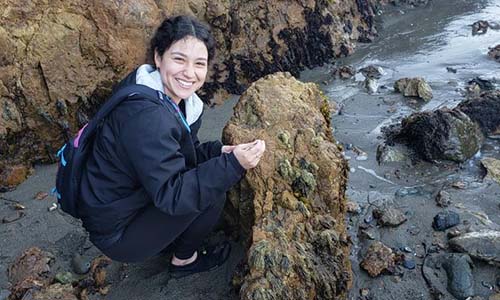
(148, 15), (216, 66)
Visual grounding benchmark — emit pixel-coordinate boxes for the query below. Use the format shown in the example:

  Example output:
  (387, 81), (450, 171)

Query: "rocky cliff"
(0, 0), (381, 189)
(222, 73), (351, 299)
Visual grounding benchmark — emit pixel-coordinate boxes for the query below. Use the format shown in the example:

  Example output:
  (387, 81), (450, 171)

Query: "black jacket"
(79, 69), (245, 249)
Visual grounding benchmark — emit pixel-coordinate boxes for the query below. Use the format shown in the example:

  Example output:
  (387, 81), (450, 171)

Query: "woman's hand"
(232, 139), (266, 170)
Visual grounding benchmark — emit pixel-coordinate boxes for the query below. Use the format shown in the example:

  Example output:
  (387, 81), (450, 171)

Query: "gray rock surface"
(449, 230), (500, 266)
(442, 254), (475, 300)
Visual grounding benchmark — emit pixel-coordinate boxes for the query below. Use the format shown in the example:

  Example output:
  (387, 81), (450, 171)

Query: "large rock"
(457, 90), (500, 136)
(449, 230), (500, 266)
(0, 0), (382, 187)
(388, 108), (484, 162)
(222, 73), (351, 299)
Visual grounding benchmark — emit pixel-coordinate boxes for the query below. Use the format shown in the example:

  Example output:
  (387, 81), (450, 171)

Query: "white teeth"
(177, 79), (193, 88)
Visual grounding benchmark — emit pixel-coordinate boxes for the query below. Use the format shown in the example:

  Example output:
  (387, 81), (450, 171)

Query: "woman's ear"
(154, 49), (161, 69)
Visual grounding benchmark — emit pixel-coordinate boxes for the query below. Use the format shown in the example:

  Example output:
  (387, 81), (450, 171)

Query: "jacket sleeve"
(189, 114), (224, 163)
(119, 106), (245, 216)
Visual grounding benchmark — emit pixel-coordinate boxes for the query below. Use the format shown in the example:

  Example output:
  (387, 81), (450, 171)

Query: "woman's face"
(154, 36), (208, 103)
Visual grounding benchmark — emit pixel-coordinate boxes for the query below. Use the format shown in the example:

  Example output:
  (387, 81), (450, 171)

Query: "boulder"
(458, 90), (500, 136)
(388, 108), (484, 162)
(394, 77), (433, 101)
(488, 44), (500, 62)
(0, 0), (381, 186)
(449, 230), (500, 266)
(222, 72), (351, 299)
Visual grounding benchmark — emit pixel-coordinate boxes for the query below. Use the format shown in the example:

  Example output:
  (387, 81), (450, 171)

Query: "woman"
(78, 15), (265, 278)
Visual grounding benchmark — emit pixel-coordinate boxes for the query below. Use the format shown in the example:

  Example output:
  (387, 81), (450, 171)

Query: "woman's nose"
(183, 64), (196, 78)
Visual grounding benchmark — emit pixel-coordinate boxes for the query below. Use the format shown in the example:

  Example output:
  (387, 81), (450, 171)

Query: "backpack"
(53, 84), (166, 218)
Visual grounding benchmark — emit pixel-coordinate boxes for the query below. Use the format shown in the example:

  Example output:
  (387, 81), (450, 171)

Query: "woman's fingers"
(232, 140), (266, 170)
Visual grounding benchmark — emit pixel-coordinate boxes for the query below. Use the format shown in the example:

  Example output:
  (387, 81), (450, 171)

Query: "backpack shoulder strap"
(93, 84), (160, 121)
(86, 84), (161, 133)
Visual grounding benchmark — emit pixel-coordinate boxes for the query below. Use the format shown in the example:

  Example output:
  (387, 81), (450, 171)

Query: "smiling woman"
(76, 15), (266, 279)
(154, 36), (208, 104)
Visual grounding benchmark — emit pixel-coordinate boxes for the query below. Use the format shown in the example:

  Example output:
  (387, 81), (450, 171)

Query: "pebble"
(55, 271), (75, 284)
(71, 253), (92, 274)
(356, 154), (368, 161)
(433, 211), (460, 231)
(401, 246), (413, 253)
(364, 214), (374, 224)
(395, 187), (421, 197)
(403, 257), (416, 270)
(408, 225), (421, 236)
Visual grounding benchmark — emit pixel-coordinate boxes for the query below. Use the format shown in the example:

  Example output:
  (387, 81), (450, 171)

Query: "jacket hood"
(135, 64), (203, 126)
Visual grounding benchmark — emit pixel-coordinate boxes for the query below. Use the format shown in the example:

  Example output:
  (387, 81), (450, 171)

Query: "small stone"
(356, 153), (368, 161)
(359, 65), (383, 79)
(401, 246), (412, 253)
(360, 228), (379, 240)
(55, 271), (75, 284)
(451, 181), (466, 189)
(346, 202), (361, 214)
(373, 207), (407, 227)
(488, 44), (500, 63)
(360, 288), (369, 296)
(364, 214), (374, 224)
(435, 190), (452, 207)
(408, 225), (421, 236)
(360, 241), (395, 277)
(433, 211), (460, 231)
(34, 191), (49, 200)
(395, 186), (421, 198)
(446, 67), (457, 73)
(402, 257), (416, 269)
(71, 254), (91, 274)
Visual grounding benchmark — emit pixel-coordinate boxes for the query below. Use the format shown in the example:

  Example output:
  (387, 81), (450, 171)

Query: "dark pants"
(101, 197), (226, 263)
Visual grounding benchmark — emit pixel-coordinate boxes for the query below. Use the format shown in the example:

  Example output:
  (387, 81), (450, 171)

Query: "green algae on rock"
(222, 72), (351, 299)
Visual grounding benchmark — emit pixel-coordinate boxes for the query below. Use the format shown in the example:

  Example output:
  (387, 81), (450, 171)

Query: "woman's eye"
(173, 57), (184, 62)
(196, 62), (207, 67)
